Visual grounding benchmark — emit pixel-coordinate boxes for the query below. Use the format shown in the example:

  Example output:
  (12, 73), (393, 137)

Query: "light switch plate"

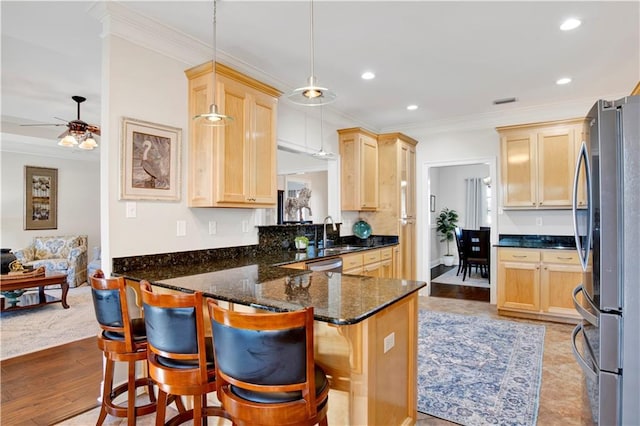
(208, 221), (217, 235)
(242, 220), (249, 233)
(176, 220), (186, 237)
(126, 202), (136, 218)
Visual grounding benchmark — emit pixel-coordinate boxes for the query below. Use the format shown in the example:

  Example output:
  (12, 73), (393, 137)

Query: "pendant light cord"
(309, 0), (315, 81)
(212, 0), (218, 102)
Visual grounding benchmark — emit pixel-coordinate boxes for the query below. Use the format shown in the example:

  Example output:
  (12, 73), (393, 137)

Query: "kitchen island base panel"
(315, 292), (418, 426)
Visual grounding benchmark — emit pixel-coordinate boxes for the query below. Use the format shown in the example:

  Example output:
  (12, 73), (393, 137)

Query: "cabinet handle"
(513, 255), (527, 258)
(557, 256), (573, 260)
(536, 266), (540, 269)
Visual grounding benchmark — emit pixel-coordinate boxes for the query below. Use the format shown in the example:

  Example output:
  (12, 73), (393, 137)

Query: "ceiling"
(1, 1), (638, 159)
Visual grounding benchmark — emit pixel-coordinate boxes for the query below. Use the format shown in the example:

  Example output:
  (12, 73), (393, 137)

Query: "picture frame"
(120, 117), (182, 201)
(430, 194), (436, 212)
(25, 166), (58, 230)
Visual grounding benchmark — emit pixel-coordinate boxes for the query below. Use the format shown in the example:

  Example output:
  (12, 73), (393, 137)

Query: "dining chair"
(140, 281), (228, 426)
(90, 270), (159, 426)
(454, 226), (466, 276)
(208, 300), (329, 426)
(462, 229), (490, 281)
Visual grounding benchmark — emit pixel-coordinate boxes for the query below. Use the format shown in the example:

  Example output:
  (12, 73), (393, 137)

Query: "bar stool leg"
(97, 358), (114, 425)
(127, 360), (136, 426)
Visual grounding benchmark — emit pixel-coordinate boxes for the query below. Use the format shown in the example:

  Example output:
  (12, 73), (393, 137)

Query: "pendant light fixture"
(311, 106), (335, 159)
(193, 0), (233, 126)
(288, 0), (336, 106)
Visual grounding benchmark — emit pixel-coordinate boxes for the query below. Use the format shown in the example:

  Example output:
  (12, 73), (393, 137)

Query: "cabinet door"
(188, 72), (216, 206)
(216, 75), (250, 204)
(400, 142), (416, 218)
(247, 91), (277, 204)
(360, 134), (379, 210)
(400, 221), (415, 280)
(501, 133), (537, 207)
(540, 263), (581, 319)
(537, 127), (576, 207)
(497, 261), (540, 311)
(575, 124), (589, 208)
(380, 259), (394, 279)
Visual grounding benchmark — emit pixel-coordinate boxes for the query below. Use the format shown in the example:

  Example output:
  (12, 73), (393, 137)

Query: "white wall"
(101, 36), (259, 270)
(0, 151), (100, 252)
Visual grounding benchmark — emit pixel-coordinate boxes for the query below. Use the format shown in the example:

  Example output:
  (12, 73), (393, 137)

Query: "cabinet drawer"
(542, 250), (580, 265)
(380, 247), (393, 261)
(363, 250), (381, 265)
(342, 253), (364, 270)
(499, 249), (540, 262)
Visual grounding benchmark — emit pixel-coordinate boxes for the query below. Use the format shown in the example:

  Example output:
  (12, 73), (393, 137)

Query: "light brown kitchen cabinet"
(360, 133), (418, 280)
(497, 118), (588, 209)
(341, 246), (396, 277)
(498, 247), (584, 323)
(338, 128), (379, 211)
(185, 62), (281, 208)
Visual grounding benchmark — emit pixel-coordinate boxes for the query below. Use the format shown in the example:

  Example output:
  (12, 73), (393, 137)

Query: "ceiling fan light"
(194, 103), (234, 127)
(58, 134), (77, 147)
(78, 135), (98, 150)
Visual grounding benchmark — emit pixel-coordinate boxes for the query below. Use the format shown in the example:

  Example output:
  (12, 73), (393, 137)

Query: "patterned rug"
(431, 267), (490, 288)
(417, 310), (545, 426)
(0, 286), (99, 360)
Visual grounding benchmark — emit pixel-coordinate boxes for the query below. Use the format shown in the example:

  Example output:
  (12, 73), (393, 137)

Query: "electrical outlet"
(384, 332), (395, 353)
(176, 220), (186, 237)
(536, 217), (543, 226)
(242, 220), (249, 233)
(208, 221), (217, 235)
(126, 202), (136, 218)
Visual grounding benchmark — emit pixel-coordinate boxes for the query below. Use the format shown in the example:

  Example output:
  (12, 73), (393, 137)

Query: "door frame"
(421, 156), (498, 304)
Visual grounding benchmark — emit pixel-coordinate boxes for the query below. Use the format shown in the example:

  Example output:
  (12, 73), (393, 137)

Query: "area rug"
(432, 267), (490, 288)
(417, 310), (545, 426)
(0, 286), (99, 360)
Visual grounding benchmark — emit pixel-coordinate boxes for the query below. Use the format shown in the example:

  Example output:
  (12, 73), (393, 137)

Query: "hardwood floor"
(429, 264), (490, 302)
(0, 337), (101, 425)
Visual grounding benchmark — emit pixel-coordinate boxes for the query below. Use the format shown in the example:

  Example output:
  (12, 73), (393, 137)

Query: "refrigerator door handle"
(571, 323), (598, 382)
(572, 141), (592, 271)
(573, 284), (599, 327)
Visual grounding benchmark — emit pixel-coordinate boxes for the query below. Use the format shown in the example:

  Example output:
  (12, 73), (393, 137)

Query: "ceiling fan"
(21, 95), (100, 149)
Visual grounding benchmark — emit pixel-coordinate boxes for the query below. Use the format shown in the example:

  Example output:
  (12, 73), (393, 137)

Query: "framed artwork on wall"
(120, 117), (182, 201)
(25, 166), (58, 230)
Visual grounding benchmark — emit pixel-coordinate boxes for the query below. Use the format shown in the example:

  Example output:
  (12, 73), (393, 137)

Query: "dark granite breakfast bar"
(113, 239), (425, 425)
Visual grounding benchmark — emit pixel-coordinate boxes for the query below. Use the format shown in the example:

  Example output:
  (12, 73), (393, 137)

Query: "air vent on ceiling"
(493, 97), (517, 105)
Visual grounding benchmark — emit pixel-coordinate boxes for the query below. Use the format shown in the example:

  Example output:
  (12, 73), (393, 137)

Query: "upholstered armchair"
(13, 235), (88, 287)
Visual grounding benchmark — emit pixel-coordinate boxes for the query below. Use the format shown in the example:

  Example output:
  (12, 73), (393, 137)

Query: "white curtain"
(465, 178), (483, 230)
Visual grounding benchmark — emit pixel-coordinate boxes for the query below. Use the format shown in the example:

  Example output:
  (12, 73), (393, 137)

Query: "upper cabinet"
(497, 118), (588, 209)
(185, 62), (281, 208)
(338, 128), (379, 211)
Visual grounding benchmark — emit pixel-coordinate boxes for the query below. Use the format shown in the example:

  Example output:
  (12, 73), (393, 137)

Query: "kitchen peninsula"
(114, 243), (426, 426)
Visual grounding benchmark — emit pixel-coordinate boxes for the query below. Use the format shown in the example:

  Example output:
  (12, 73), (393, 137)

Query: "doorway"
(423, 157), (498, 304)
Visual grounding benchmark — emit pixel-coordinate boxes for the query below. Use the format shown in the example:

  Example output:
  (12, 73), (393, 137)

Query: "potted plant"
(436, 208), (459, 266)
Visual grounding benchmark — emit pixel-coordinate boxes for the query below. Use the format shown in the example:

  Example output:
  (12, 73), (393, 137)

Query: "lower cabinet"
(497, 248), (583, 323)
(342, 246), (395, 277)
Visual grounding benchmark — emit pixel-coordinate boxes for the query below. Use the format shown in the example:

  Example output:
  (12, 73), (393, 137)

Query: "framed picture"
(120, 117), (182, 201)
(25, 166), (58, 230)
(430, 195), (436, 212)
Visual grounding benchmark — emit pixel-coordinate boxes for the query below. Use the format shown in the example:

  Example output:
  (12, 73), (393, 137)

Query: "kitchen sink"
(322, 245), (365, 255)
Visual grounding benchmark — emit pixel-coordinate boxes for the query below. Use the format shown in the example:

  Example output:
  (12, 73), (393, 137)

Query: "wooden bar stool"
(90, 270), (159, 425)
(140, 281), (230, 426)
(208, 300), (329, 426)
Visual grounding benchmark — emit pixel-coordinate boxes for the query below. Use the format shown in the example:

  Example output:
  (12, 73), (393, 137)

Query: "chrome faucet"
(323, 216), (336, 249)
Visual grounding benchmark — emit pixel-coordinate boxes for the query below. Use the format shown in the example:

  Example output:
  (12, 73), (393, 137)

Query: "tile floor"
(57, 295), (594, 426)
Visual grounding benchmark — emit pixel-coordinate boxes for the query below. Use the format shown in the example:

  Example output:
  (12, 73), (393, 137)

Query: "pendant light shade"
(194, 0), (233, 126)
(311, 107), (335, 159)
(288, 0), (336, 106)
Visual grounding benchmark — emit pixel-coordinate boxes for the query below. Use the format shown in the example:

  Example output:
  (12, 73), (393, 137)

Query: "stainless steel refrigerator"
(571, 95), (640, 425)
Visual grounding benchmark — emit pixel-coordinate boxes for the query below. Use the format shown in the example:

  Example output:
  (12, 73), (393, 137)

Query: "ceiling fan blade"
(54, 117), (69, 123)
(57, 129), (70, 138)
(20, 123), (68, 127)
(87, 125), (101, 136)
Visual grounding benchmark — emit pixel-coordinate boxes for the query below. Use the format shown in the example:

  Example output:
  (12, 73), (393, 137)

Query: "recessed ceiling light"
(560, 18), (581, 31)
(361, 71), (375, 80)
(556, 77), (572, 85)
(407, 105), (418, 111)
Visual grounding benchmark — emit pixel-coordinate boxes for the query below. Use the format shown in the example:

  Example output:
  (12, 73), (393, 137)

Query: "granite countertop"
(153, 266), (424, 325)
(495, 234), (577, 250)
(114, 237), (425, 325)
